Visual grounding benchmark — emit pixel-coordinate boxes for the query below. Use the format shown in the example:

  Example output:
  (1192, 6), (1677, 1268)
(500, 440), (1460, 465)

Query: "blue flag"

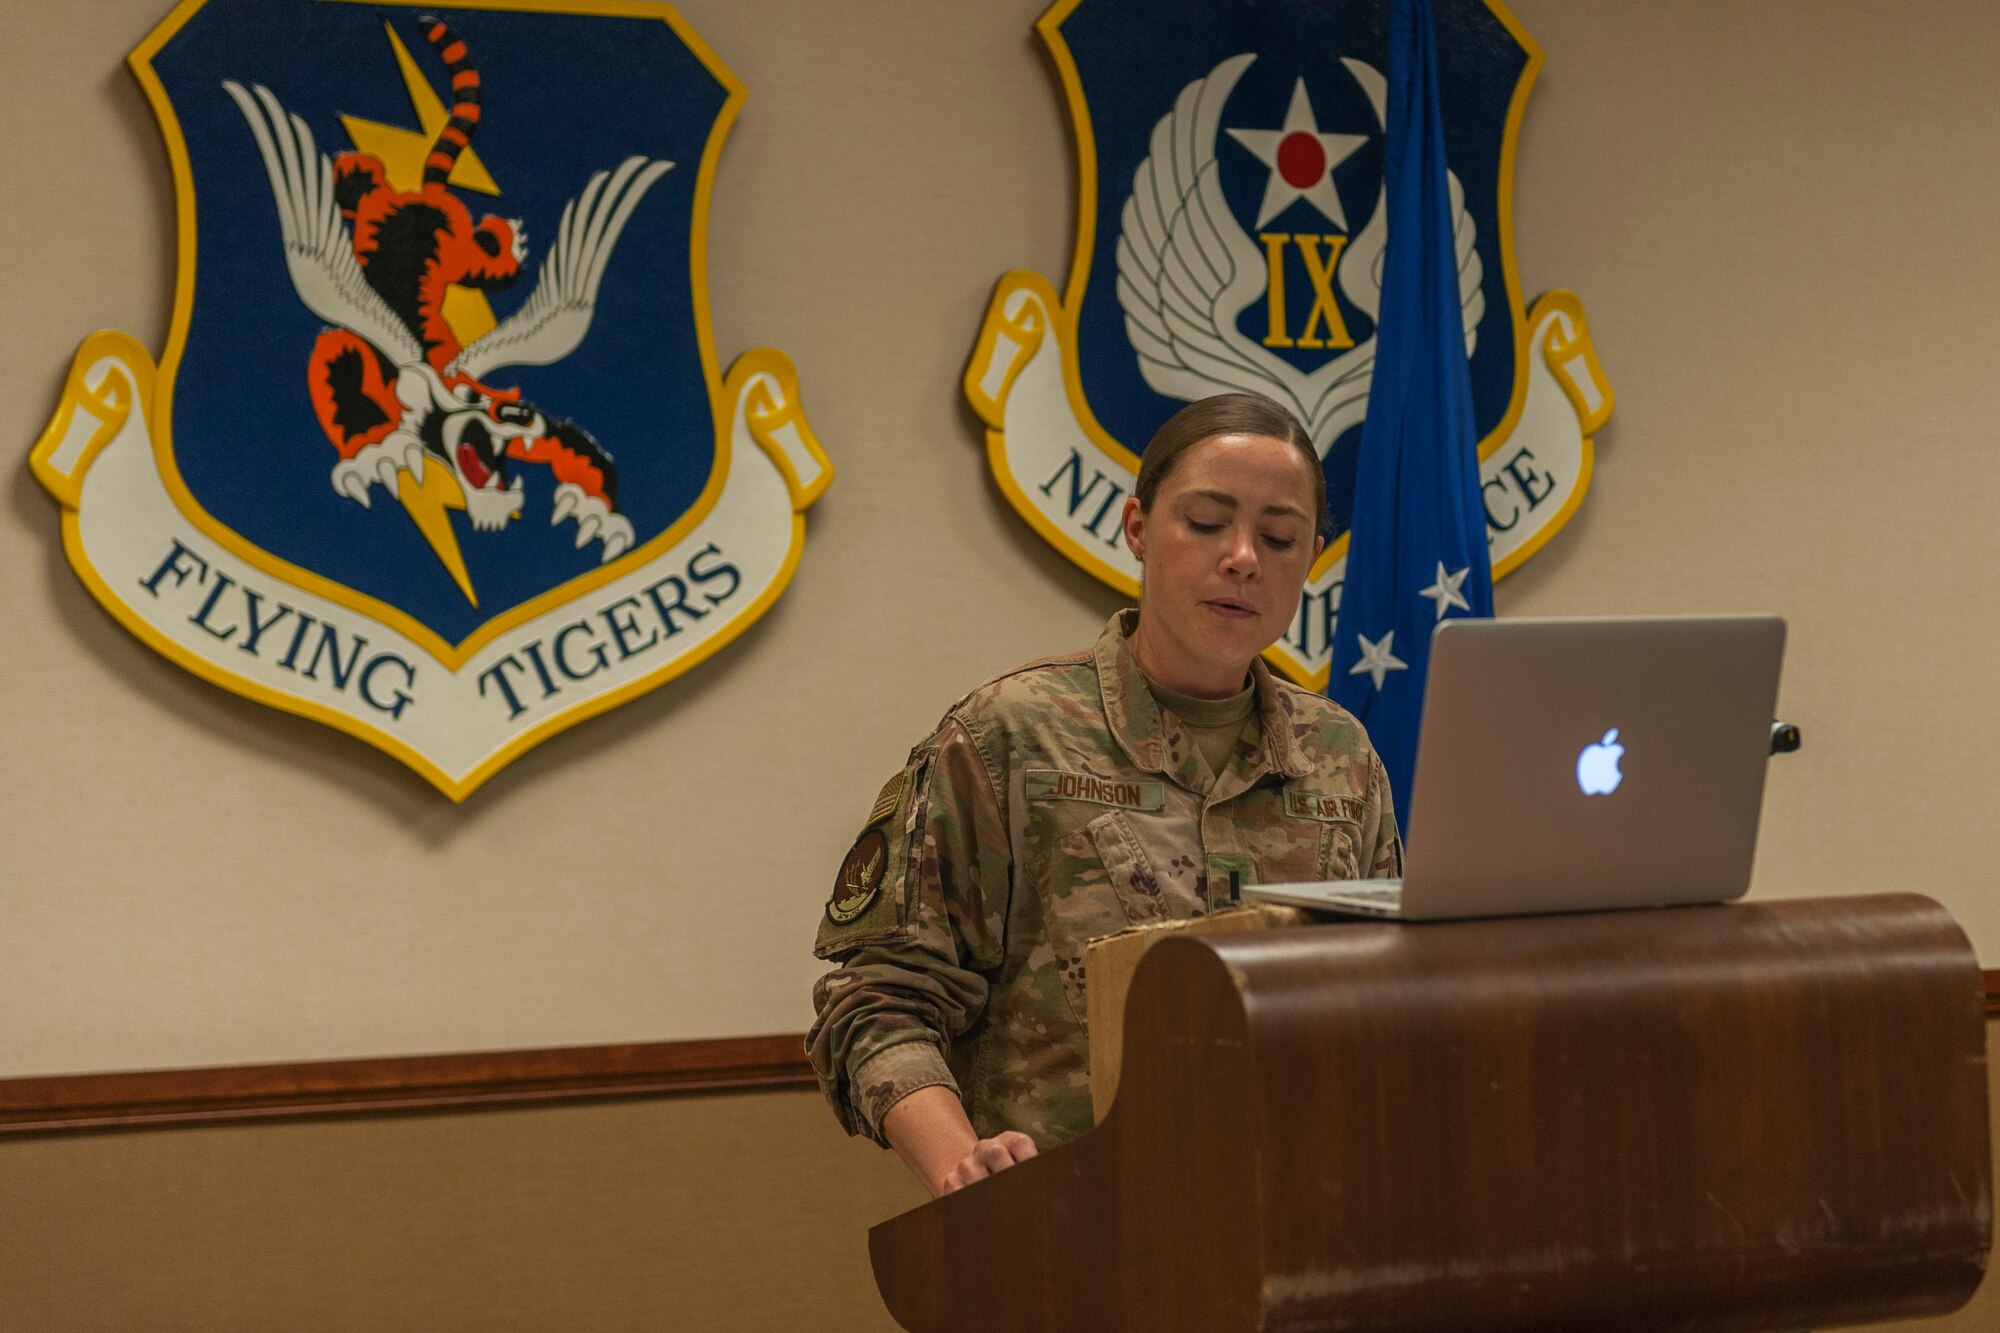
(1328, 0), (1494, 833)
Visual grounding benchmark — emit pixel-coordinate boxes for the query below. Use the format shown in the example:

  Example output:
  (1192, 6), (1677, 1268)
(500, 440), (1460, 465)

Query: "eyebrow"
(1183, 489), (1311, 522)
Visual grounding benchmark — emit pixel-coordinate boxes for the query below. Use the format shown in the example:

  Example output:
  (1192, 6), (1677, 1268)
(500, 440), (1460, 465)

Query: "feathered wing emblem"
(223, 74), (673, 566)
(447, 155), (675, 382)
(225, 81), (672, 385)
(222, 80), (427, 373)
(1115, 54), (1484, 455)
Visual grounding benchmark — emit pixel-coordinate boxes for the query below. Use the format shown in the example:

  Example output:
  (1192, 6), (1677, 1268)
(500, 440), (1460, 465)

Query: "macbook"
(1245, 615), (1786, 920)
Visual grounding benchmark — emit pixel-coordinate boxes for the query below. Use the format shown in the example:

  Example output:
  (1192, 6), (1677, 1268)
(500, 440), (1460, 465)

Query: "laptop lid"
(1396, 615), (1785, 920)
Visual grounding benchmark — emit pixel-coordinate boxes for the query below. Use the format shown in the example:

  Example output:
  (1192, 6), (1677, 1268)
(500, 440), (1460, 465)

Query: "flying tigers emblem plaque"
(965, 0), (1614, 687)
(30, 0), (830, 800)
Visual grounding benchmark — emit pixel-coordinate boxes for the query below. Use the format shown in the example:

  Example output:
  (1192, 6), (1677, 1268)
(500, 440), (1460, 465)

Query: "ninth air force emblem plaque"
(965, 0), (1614, 687)
(30, 0), (830, 800)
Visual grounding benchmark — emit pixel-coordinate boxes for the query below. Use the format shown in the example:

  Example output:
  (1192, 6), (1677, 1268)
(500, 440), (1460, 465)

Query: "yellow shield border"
(29, 0), (832, 799)
(964, 0), (1614, 687)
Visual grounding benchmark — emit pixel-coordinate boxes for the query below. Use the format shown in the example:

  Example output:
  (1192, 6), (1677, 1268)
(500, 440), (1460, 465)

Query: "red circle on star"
(1276, 132), (1327, 189)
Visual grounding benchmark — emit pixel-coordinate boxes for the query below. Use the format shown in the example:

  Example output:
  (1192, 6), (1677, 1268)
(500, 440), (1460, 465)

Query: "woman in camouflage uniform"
(808, 393), (1401, 1197)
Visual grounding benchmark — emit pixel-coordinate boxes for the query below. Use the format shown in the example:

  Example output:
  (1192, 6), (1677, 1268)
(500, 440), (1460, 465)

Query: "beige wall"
(0, 1089), (924, 1333)
(3, 0), (1999, 1325)
(4, 0), (2000, 1075)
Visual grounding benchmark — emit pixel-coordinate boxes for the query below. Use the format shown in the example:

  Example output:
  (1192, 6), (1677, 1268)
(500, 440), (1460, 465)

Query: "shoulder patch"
(826, 826), (890, 925)
(867, 771), (906, 828)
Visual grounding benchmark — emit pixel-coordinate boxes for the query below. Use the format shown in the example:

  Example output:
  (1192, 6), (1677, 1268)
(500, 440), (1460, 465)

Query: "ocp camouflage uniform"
(807, 610), (1401, 1150)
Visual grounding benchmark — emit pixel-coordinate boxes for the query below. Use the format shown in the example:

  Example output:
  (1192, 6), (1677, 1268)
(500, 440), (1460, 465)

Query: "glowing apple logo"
(1576, 728), (1625, 796)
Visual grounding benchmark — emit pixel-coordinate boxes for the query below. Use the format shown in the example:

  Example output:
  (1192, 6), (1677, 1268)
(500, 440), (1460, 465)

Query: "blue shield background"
(150, 0), (728, 646)
(1055, 0), (1528, 541)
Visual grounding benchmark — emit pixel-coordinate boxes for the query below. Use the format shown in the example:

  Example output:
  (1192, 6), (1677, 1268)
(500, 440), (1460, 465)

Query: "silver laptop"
(1245, 615), (1786, 921)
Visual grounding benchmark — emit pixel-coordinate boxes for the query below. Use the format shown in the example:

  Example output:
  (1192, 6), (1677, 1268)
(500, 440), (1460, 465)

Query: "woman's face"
(1121, 432), (1325, 694)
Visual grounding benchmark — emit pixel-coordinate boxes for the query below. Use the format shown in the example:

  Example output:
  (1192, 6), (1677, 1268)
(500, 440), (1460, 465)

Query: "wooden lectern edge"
(870, 905), (2000, 1200)
(1094, 902), (2000, 1122)
(871, 923), (1264, 1332)
(870, 896), (1994, 1333)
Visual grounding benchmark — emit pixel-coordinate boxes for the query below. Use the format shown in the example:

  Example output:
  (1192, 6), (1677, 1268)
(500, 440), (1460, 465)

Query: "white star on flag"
(1348, 630), (1408, 691)
(1418, 561), (1472, 621)
(1226, 78), (1368, 230)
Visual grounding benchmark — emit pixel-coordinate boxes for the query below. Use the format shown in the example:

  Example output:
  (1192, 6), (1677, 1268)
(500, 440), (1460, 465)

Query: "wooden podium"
(869, 895), (1991, 1332)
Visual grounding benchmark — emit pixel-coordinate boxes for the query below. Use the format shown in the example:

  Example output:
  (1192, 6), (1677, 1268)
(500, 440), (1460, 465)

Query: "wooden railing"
(5, 971), (1994, 1136)
(0, 1033), (815, 1136)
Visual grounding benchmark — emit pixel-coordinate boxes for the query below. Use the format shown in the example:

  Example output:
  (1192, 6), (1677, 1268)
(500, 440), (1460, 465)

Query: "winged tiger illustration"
(222, 15), (673, 563)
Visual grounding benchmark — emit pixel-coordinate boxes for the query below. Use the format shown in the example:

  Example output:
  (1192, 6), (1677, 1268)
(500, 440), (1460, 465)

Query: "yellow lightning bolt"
(340, 21), (504, 607)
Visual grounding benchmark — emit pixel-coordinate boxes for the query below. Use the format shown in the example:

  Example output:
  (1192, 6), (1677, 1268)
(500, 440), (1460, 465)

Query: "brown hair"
(1134, 393), (1326, 534)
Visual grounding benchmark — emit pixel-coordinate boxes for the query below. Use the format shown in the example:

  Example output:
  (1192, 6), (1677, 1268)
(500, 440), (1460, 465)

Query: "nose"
(1219, 523), (1259, 579)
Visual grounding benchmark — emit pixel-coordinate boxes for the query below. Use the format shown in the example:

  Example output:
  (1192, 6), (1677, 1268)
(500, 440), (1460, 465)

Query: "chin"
(1200, 620), (1271, 662)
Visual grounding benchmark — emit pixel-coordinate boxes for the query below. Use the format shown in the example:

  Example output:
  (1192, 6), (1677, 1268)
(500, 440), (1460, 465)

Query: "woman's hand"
(881, 1084), (1039, 1197)
(935, 1131), (1039, 1195)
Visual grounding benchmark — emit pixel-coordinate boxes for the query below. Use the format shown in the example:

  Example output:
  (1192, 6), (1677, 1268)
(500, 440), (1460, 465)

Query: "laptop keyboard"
(1337, 884), (1402, 903)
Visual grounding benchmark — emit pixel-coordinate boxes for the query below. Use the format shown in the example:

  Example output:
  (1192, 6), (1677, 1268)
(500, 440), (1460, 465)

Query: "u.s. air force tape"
(1285, 790), (1365, 824)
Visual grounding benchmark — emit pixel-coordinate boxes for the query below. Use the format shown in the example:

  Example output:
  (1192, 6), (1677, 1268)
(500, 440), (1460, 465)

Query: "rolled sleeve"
(846, 1040), (958, 1144)
(807, 961), (980, 1143)
(806, 719), (1011, 1143)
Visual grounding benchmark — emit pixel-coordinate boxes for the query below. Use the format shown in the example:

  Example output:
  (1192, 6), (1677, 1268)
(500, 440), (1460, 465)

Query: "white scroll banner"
(33, 333), (828, 798)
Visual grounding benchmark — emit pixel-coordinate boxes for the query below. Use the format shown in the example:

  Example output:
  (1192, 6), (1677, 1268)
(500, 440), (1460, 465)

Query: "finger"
(941, 1157), (987, 1195)
(971, 1140), (1017, 1174)
(995, 1131), (1039, 1163)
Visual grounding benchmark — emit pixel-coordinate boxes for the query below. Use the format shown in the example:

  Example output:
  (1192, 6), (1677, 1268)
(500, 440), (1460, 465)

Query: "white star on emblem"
(1418, 561), (1472, 621)
(1348, 631), (1408, 691)
(1226, 78), (1368, 230)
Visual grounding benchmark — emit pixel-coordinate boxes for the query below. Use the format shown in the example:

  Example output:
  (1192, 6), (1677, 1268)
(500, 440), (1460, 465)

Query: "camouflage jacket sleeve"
(1363, 749), (1404, 878)
(805, 716), (1011, 1145)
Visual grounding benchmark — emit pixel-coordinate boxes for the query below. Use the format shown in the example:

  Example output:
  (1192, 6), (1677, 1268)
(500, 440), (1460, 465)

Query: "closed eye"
(1263, 535), (1297, 551)
(1188, 520), (1224, 534)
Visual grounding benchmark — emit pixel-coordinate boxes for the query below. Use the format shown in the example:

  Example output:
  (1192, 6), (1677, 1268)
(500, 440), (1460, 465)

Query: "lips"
(1203, 597), (1257, 619)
